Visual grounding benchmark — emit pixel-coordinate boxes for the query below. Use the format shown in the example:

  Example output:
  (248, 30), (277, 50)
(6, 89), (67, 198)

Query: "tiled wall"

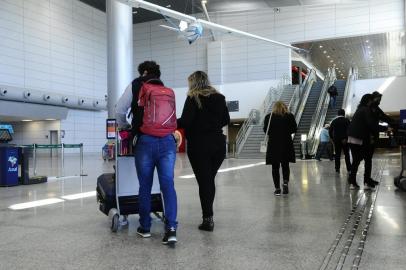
(0, 0), (107, 152)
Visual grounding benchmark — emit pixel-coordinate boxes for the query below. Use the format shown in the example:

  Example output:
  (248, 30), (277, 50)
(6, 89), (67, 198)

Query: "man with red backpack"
(116, 61), (178, 245)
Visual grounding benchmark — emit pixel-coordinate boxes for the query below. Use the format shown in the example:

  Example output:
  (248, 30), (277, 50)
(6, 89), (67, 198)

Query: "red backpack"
(138, 82), (177, 137)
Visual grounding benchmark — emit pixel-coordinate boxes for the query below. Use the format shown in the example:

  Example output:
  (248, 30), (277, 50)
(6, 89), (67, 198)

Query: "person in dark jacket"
(329, 109), (351, 173)
(363, 91), (395, 185)
(347, 94), (378, 190)
(177, 71), (230, 232)
(327, 84), (338, 109)
(263, 101), (297, 196)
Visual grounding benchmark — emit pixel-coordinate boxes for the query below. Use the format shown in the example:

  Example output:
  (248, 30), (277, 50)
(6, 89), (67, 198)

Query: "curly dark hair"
(137, 61), (161, 78)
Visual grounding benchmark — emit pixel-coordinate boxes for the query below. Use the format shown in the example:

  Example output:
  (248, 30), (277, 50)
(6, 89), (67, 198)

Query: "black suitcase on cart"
(96, 172), (163, 216)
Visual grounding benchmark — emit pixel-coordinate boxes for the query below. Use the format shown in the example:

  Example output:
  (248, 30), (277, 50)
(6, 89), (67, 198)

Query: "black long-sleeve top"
(177, 93), (230, 142)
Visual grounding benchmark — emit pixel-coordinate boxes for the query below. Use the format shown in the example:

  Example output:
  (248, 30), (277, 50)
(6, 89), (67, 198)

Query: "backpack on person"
(138, 82), (177, 137)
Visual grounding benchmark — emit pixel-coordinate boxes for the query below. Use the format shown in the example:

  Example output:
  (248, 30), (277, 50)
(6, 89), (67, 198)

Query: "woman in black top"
(177, 71), (230, 231)
(347, 94), (378, 189)
(263, 101), (297, 196)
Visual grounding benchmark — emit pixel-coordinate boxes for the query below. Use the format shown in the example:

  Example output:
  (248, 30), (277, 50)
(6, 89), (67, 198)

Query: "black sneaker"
(349, 183), (360, 190)
(198, 217), (214, 232)
(368, 178), (379, 185)
(162, 227), (177, 245)
(274, 189), (281, 196)
(137, 227), (151, 238)
(282, 184), (289, 195)
(364, 181), (376, 190)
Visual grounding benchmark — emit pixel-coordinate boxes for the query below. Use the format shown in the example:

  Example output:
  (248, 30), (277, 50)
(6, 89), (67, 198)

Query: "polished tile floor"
(0, 151), (405, 270)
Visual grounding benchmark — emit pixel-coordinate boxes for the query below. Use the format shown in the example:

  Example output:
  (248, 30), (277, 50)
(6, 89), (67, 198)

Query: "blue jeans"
(134, 134), (177, 230)
(330, 96), (337, 109)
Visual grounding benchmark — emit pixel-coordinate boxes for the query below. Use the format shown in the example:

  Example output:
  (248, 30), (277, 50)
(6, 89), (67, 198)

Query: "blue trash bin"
(0, 146), (19, 187)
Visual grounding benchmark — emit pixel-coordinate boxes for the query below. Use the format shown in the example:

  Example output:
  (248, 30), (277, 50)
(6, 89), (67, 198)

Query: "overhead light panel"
(319, 45), (323, 48)
(21, 119), (33, 122)
(323, 50), (327, 54)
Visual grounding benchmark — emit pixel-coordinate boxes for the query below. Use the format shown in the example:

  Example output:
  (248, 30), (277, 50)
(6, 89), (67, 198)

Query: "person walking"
(177, 71), (230, 232)
(263, 101), (297, 196)
(347, 94), (378, 190)
(327, 83), (338, 109)
(364, 91), (394, 185)
(116, 61), (178, 245)
(315, 124), (333, 161)
(329, 109), (351, 173)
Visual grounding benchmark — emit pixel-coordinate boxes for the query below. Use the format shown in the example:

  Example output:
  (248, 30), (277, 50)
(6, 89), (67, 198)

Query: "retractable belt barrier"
(22, 143), (85, 177)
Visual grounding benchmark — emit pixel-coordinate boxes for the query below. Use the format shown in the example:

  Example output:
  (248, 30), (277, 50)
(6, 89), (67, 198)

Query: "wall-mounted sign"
(106, 119), (116, 139)
(226, 101), (239, 112)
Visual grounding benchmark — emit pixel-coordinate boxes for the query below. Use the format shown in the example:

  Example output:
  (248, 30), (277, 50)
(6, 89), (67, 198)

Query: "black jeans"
(271, 161), (290, 189)
(363, 143), (375, 180)
(348, 143), (374, 184)
(187, 137), (226, 218)
(334, 139), (351, 172)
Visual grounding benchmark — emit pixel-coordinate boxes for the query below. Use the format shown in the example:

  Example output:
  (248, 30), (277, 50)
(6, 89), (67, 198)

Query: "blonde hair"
(187, 71), (219, 108)
(272, 101), (289, 115)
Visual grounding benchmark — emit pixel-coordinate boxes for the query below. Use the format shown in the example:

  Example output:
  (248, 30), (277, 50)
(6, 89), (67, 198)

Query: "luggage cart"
(98, 127), (164, 232)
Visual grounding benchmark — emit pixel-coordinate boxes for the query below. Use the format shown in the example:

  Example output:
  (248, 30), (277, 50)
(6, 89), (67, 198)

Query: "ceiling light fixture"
(330, 60), (334, 62)
(319, 45), (323, 48)
(327, 55), (330, 58)
(323, 50), (327, 54)
(21, 120), (33, 122)
(366, 40), (369, 43)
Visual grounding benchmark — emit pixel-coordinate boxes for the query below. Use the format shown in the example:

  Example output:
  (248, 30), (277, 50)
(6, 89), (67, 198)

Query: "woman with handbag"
(177, 71), (230, 231)
(263, 101), (297, 196)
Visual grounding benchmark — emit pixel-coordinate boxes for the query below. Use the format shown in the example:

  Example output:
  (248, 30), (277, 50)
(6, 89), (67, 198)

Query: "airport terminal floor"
(0, 151), (405, 270)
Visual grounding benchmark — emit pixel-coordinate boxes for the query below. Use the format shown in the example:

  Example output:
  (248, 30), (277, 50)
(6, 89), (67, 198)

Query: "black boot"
(282, 181), (289, 195)
(198, 217), (214, 232)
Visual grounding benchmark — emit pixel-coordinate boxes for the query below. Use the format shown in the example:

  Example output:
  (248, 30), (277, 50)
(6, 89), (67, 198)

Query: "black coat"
(347, 105), (378, 142)
(263, 113), (297, 165)
(329, 116), (350, 141)
(177, 93), (230, 145)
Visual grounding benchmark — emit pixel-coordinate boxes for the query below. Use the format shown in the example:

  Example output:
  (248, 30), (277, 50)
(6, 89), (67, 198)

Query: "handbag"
(260, 113), (272, 153)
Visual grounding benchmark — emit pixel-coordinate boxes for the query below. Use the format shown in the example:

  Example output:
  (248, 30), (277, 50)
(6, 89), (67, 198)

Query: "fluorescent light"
(330, 60), (334, 63)
(61, 191), (96, 200)
(327, 55), (330, 58)
(179, 162), (265, 179)
(366, 40), (369, 43)
(323, 50), (327, 54)
(45, 118), (56, 121)
(9, 198), (64, 210)
(179, 20), (188, 31)
(21, 119), (32, 122)
(319, 45), (323, 48)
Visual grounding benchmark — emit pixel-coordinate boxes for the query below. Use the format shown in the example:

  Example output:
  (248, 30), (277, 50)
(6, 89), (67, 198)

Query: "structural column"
(107, 0), (133, 118)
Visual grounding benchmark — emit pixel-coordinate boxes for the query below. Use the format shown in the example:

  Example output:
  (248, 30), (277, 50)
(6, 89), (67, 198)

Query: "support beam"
(107, 0), (133, 118)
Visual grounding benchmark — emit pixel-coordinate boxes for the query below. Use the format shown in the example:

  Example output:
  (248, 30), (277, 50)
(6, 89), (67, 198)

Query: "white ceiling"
(293, 32), (405, 80)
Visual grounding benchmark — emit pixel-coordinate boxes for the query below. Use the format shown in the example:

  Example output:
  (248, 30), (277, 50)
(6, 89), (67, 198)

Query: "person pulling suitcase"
(116, 61), (178, 245)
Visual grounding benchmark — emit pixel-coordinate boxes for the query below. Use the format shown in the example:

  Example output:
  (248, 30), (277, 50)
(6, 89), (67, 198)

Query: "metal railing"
(293, 69), (317, 124)
(342, 68), (355, 116)
(23, 143), (85, 177)
(235, 74), (289, 155)
(306, 68), (336, 156)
